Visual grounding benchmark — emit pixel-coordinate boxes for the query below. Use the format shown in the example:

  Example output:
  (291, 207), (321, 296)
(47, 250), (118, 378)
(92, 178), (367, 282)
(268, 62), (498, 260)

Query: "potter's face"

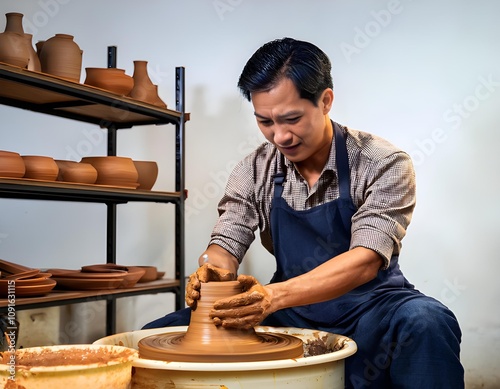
(251, 78), (333, 164)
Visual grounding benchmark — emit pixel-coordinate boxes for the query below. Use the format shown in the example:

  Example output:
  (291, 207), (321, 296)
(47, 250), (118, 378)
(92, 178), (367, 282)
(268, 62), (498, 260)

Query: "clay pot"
(128, 60), (167, 108)
(133, 160), (158, 190)
(84, 67), (134, 95)
(39, 33), (83, 82)
(0, 31), (29, 67)
(3, 12), (24, 34)
(138, 281), (304, 363)
(24, 33), (41, 72)
(0, 13), (30, 68)
(22, 155), (59, 181)
(80, 156), (139, 188)
(55, 160), (98, 184)
(0, 150), (25, 178)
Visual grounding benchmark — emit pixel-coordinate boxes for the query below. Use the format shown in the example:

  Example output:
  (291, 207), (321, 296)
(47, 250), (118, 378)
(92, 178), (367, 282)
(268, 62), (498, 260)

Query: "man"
(144, 37), (464, 388)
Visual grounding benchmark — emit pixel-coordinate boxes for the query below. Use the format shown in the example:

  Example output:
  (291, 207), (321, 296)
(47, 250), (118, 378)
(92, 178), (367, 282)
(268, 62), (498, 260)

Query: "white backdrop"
(0, 1), (498, 387)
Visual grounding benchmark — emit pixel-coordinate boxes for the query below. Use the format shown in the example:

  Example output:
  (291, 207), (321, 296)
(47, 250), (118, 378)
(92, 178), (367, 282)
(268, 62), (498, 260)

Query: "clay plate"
(53, 277), (124, 290)
(0, 278), (56, 297)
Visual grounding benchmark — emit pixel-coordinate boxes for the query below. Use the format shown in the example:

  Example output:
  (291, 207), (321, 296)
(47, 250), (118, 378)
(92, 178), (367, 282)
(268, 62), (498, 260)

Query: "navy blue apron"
(264, 122), (416, 334)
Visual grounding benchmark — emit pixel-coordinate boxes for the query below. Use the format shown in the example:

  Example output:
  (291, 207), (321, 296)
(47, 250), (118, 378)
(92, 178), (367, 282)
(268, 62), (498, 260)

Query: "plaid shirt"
(209, 122), (416, 270)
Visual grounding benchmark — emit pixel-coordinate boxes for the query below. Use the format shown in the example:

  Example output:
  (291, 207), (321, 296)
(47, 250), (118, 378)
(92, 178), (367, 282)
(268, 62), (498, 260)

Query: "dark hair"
(237, 37), (333, 106)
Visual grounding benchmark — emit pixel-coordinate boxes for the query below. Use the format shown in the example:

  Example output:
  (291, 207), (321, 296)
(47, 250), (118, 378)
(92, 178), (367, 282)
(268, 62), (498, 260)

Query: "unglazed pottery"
(3, 12), (24, 34)
(133, 160), (158, 190)
(138, 281), (304, 362)
(55, 160), (97, 184)
(128, 60), (167, 107)
(0, 12), (30, 68)
(80, 156), (139, 188)
(0, 150), (25, 178)
(39, 33), (83, 82)
(0, 345), (137, 389)
(84, 67), (134, 95)
(22, 155), (59, 181)
(24, 33), (42, 71)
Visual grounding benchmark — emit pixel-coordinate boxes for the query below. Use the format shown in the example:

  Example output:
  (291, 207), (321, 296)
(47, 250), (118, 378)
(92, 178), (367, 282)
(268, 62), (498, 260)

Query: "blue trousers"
(142, 294), (464, 388)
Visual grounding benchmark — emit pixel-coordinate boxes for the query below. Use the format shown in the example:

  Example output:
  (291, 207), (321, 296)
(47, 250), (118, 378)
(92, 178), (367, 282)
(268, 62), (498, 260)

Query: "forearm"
(267, 247), (383, 312)
(198, 244), (239, 275)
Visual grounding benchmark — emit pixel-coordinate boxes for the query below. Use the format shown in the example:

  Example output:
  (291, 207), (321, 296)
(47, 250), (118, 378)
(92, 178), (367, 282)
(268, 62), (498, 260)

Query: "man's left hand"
(209, 275), (271, 330)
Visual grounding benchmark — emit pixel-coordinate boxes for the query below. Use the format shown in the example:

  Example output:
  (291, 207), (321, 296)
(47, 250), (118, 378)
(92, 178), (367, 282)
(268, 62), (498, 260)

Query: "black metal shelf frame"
(0, 65), (187, 335)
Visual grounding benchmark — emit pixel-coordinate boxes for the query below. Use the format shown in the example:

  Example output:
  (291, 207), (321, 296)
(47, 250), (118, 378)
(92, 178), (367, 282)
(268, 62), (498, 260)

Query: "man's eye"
(287, 117), (300, 123)
(258, 120), (273, 126)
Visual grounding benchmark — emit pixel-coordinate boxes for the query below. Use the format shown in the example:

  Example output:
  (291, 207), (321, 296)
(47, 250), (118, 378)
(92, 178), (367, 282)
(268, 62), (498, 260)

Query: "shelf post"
(175, 67), (186, 310)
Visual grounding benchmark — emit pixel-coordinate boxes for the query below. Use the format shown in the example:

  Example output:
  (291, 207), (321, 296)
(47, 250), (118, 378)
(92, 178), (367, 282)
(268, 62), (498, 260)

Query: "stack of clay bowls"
(0, 150), (25, 178)
(0, 258), (56, 297)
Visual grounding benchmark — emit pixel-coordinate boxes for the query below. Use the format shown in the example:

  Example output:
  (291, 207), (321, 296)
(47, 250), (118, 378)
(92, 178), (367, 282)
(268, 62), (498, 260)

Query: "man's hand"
(185, 263), (235, 309)
(209, 274), (272, 330)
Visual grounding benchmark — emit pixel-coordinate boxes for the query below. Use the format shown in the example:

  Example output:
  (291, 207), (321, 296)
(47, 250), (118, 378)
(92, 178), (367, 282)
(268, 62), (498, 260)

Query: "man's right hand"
(185, 263), (235, 309)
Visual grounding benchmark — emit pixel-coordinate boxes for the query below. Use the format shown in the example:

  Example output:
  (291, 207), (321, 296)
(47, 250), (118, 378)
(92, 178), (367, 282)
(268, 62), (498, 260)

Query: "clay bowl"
(136, 266), (157, 283)
(0, 344), (138, 389)
(55, 160), (98, 184)
(22, 155), (59, 181)
(80, 264), (146, 288)
(84, 67), (134, 96)
(0, 150), (25, 178)
(80, 156), (138, 188)
(133, 160), (158, 190)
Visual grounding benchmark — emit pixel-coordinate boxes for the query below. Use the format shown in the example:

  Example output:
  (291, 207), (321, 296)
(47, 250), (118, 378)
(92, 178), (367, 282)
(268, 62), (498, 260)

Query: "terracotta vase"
(3, 12), (24, 34)
(84, 67), (134, 95)
(0, 13), (29, 68)
(39, 33), (83, 82)
(128, 60), (167, 108)
(23, 34), (41, 72)
(138, 281), (304, 362)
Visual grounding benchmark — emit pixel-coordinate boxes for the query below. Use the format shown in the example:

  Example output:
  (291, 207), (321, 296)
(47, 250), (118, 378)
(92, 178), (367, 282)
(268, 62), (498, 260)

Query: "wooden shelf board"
(0, 62), (189, 127)
(0, 278), (180, 310)
(0, 178), (182, 203)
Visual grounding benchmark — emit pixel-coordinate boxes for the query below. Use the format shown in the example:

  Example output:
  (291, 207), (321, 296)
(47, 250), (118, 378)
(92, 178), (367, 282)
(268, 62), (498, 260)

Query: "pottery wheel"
(138, 281), (304, 362)
(138, 330), (304, 362)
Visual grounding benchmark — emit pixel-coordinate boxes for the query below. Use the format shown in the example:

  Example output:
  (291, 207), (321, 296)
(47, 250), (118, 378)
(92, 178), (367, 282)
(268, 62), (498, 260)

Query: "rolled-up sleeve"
(209, 158), (259, 262)
(350, 151), (416, 269)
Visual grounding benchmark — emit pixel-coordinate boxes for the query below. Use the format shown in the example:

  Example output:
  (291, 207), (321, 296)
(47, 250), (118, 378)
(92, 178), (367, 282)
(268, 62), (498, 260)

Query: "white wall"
(0, 0), (498, 387)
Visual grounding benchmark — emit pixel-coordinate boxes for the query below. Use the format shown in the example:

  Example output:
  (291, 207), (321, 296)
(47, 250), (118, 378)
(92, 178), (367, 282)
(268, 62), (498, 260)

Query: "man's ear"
(321, 88), (334, 114)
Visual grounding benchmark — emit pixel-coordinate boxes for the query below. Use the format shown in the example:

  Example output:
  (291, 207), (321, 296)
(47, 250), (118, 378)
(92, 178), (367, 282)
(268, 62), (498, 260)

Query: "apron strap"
(333, 122), (351, 201)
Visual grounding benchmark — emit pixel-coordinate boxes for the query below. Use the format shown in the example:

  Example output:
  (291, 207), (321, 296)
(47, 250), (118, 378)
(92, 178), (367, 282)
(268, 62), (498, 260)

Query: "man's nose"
(273, 125), (293, 146)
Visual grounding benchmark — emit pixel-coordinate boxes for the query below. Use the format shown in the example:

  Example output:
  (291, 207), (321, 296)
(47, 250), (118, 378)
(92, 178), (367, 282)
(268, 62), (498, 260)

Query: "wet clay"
(138, 281), (304, 362)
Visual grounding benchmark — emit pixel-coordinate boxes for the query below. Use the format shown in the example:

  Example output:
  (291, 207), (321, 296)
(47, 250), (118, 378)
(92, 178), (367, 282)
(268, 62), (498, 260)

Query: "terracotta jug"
(0, 13), (29, 68)
(23, 34), (41, 72)
(39, 33), (83, 82)
(128, 60), (167, 108)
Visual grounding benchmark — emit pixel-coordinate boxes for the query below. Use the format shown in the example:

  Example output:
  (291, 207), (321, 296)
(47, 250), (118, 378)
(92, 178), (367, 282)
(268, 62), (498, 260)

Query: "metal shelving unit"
(0, 63), (187, 335)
